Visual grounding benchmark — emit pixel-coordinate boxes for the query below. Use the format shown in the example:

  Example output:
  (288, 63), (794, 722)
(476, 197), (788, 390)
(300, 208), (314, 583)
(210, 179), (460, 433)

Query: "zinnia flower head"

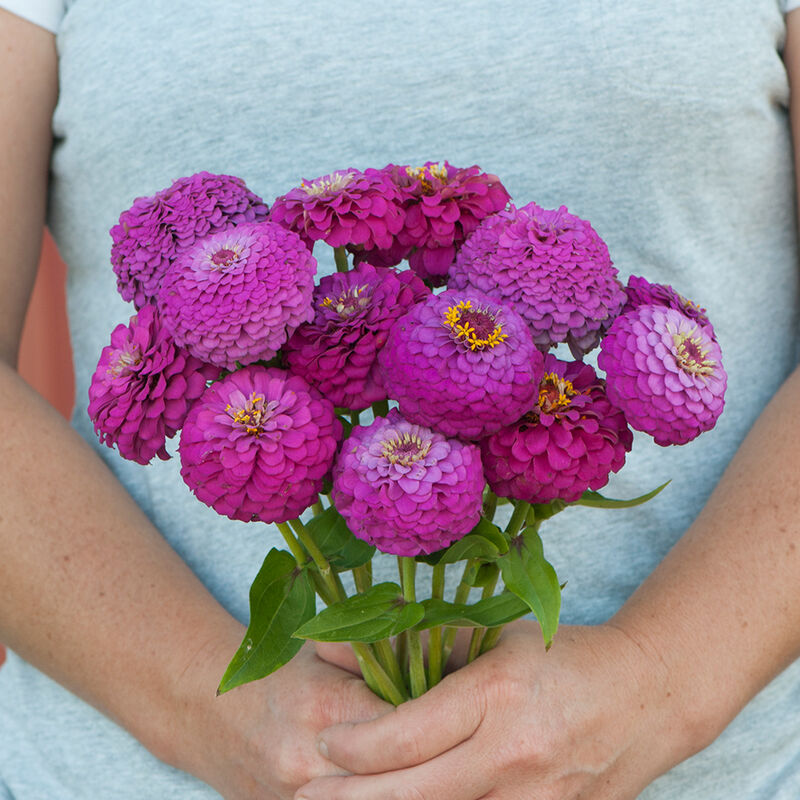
(285, 263), (430, 409)
(158, 222), (316, 370)
(450, 202), (626, 356)
(269, 168), (405, 251)
(624, 275), (714, 336)
(598, 305), (726, 446)
(378, 289), (544, 440)
(110, 172), (269, 308)
(88, 304), (217, 465)
(179, 367), (341, 523)
(481, 354), (633, 503)
(383, 161), (510, 285)
(332, 409), (484, 555)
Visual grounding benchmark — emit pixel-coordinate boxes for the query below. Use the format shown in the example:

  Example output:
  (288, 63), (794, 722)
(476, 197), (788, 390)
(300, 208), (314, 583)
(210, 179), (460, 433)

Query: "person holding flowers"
(1, 2), (800, 800)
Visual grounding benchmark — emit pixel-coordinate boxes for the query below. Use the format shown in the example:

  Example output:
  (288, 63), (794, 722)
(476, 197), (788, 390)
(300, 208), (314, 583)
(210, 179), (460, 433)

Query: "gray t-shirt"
(1, 1), (799, 797)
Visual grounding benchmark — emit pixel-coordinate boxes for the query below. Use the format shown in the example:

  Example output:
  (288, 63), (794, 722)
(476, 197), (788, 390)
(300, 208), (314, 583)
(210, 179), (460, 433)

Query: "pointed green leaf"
(293, 582), (425, 643)
(305, 505), (375, 569)
(416, 517), (508, 565)
(497, 528), (561, 648)
(574, 481), (670, 509)
(415, 593), (530, 630)
(217, 549), (315, 694)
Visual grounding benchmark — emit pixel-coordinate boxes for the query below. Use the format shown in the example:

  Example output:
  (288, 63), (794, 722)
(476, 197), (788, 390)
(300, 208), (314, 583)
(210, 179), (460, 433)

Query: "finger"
(314, 641), (362, 676)
(318, 669), (485, 774)
(296, 738), (493, 800)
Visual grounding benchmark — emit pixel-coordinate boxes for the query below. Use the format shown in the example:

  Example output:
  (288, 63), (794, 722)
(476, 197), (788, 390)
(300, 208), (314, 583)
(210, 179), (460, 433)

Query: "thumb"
(314, 641), (362, 676)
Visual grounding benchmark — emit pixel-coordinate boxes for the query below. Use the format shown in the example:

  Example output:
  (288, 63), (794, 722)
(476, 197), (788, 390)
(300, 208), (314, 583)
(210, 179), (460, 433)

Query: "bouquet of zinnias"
(89, 165), (726, 703)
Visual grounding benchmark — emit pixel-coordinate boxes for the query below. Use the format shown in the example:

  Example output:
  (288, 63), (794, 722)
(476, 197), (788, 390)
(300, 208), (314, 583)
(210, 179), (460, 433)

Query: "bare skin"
(0, 10), (388, 799)
(296, 12), (800, 800)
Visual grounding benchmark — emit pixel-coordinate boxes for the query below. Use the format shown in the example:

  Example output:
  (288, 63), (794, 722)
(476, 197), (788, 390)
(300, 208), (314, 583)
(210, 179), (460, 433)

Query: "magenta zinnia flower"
(378, 290), (544, 440)
(285, 263), (430, 409)
(383, 161), (510, 285)
(481, 355), (633, 503)
(623, 275), (714, 336)
(158, 222), (316, 370)
(110, 172), (269, 308)
(450, 202), (626, 356)
(332, 409), (484, 556)
(179, 367), (341, 523)
(88, 304), (216, 465)
(269, 168), (405, 251)
(598, 306), (726, 446)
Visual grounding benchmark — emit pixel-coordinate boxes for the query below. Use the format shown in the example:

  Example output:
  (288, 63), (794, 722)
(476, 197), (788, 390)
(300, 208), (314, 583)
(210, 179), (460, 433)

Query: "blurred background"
(2, 231), (74, 669)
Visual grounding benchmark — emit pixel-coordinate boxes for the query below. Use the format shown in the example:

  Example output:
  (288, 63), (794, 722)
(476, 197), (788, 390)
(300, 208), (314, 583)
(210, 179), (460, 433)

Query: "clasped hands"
(295, 620), (685, 800)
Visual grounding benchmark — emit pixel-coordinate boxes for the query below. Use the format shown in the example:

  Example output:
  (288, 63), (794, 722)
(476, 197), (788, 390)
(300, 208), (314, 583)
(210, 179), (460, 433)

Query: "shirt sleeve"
(0, 0), (66, 33)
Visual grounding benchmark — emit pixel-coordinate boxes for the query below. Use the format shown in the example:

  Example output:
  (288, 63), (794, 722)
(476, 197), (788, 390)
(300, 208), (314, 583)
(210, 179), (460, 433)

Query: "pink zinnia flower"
(110, 172), (269, 308)
(179, 367), (341, 523)
(332, 409), (484, 556)
(624, 275), (714, 337)
(378, 289), (544, 440)
(158, 222), (316, 370)
(269, 168), (405, 251)
(481, 355), (632, 503)
(383, 161), (510, 285)
(285, 263), (430, 410)
(450, 202), (626, 356)
(88, 305), (216, 465)
(598, 306), (726, 446)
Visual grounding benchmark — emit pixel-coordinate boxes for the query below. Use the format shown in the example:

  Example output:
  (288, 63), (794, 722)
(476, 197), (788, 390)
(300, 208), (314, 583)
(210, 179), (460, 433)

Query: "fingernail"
(317, 738), (329, 758)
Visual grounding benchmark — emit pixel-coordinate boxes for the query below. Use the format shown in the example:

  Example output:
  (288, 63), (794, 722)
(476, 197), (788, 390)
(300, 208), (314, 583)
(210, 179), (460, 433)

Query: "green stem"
(482, 487), (498, 522)
(427, 563), (447, 687)
(467, 568), (500, 664)
(400, 558), (427, 698)
(333, 245), (350, 273)
(350, 409), (361, 427)
(441, 558), (477, 669)
(506, 500), (532, 538)
(479, 624), (505, 655)
(352, 563), (372, 594)
(310, 499), (324, 516)
(351, 642), (407, 706)
(371, 398), (390, 418)
(275, 521), (309, 567)
(287, 518), (406, 703)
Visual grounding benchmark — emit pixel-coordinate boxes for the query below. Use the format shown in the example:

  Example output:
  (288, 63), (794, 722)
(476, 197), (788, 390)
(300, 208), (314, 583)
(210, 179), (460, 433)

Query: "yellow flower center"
(443, 300), (508, 351)
(321, 285), (371, 317)
(406, 163), (448, 194)
(537, 373), (578, 415)
(381, 431), (431, 466)
(301, 172), (354, 196)
(108, 344), (142, 377)
(672, 331), (715, 377)
(207, 243), (243, 269)
(227, 392), (268, 436)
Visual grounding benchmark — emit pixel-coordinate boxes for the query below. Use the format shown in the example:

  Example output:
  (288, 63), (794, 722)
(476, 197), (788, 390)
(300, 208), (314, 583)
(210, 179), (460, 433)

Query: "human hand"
(171, 638), (391, 800)
(299, 620), (692, 800)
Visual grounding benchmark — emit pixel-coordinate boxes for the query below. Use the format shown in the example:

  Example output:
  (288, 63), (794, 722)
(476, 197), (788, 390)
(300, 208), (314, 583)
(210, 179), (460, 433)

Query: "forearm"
(612, 364), (800, 756)
(0, 360), (244, 766)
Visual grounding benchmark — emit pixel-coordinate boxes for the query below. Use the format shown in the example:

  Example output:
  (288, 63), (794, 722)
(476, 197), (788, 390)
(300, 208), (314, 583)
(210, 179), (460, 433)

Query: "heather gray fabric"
(0, 0), (799, 797)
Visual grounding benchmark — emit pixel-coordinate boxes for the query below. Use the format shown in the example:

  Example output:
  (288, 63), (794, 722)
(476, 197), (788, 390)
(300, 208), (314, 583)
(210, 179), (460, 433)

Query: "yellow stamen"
(381, 431), (431, 466)
(442, 300), (508, 351)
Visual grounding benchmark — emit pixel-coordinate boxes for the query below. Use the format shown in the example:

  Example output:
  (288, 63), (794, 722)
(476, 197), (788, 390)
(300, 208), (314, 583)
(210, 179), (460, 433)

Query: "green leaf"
(415, 593), (530, 630)
(497, 528), (561, 648)
(217, 549), (315, 694)
(305, 506), (375, 569)
(416, 517), (508, 565)
(574, 481), (670, 509)
(293, 582), (425, 643)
